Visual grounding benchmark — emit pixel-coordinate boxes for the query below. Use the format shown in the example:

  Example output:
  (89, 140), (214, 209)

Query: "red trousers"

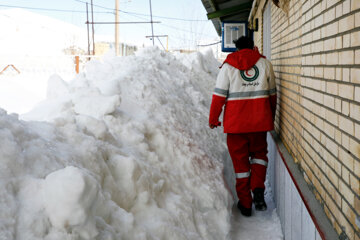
(227, 132), (268, 208)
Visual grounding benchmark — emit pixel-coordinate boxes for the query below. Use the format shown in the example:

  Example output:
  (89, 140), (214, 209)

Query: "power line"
(74, 0), (112, 10)
(118, 12), (202, 49)
(0, 2), (214, 38)
(0, 3), (111, 14)
(86, 21), (160, 24)
(73, 0), (208, 22)
(197, 41), (221, 47)
(120, 9), (208, 22)
(124, 10), (216, 38)
(132, 12), (216, 50)
(0, 1), (217, 49)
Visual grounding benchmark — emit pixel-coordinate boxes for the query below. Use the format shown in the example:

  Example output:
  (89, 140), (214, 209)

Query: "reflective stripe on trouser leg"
(227, 133), (253, 208)
(250, 158), (268, 191)
(247, 132), (268, 191)
(236, 171), (250, 179)
(250, 158), (268, 167)
(235, 172), (252, 208)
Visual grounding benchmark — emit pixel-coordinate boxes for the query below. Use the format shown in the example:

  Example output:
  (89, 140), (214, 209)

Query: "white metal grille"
(224, 23), (246, 48)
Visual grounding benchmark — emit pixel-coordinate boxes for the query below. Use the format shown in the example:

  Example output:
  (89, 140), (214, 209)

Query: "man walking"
(209, 36), (277, 217)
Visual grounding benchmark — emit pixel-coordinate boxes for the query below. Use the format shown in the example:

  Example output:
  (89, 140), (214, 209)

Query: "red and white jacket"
(209, 48), (277, 133)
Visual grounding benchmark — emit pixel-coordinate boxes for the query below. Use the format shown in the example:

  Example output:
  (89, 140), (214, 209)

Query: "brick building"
(252, 0), (359, 239)
(202, 0), (359, 239)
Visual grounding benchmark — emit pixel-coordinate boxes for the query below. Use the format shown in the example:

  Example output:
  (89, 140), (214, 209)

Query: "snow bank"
(0, 47), (233, 239)
(43, 166), (100, 239)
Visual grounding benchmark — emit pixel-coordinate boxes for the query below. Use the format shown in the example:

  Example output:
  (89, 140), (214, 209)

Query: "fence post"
(75, 56), (80, 74)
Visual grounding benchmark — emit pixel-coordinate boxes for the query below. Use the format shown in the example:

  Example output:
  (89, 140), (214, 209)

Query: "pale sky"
(0, 0), (220, 50)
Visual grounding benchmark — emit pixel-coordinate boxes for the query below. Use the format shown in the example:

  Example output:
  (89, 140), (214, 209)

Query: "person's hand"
(209, 123), (217, 129)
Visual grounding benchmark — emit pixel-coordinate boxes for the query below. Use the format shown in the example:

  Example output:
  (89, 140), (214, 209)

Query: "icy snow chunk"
(46, 74), (69, 99)
(16, 177), (50, 240)
(108, 154), (139, 209)
(21, 98), (73, 122)
(75, 115), (108, 139)
(0, 181), (17, 240)
(43, 166), (99, 239)
(73, 94), (120, 119)
(0, 108), (7, 115)
(95, 79), (121, 96)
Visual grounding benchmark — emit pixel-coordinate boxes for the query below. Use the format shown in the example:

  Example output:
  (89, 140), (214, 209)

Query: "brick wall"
(253, 1), (267, 53)
(252, 0), (360, 239)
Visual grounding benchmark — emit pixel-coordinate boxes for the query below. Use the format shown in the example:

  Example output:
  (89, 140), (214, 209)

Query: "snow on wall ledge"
(0, 47), (233, 240)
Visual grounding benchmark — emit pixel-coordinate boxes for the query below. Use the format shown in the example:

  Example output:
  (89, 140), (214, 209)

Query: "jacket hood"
(222, 48), (265, 70)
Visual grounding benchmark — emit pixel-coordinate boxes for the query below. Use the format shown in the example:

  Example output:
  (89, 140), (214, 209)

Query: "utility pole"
(91, 0), (95, 55)
(86, 3), (90, 55)
(149, 0), (154, 46)
(115, 0), (119, 56)
(166, 35), (168, 51)
(83, 0), (160, 53)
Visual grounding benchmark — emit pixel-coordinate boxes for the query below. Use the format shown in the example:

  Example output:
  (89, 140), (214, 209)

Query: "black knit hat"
(233, 36), (254, 50)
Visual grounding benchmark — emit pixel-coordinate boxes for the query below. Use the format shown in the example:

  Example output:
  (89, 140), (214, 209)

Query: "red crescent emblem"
(245, 69), (252, 77)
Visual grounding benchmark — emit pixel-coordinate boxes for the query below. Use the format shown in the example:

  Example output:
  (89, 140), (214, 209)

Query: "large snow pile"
(0, 47), (233, 240)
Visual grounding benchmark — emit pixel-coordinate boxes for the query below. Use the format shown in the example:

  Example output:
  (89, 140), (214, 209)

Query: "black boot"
(237, 201), (252, 217)
(253, 188), (267, 211)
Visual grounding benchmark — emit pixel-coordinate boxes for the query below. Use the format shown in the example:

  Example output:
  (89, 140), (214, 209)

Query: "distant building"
(63, 46), (86, 55)
(95, 42), (138, 56)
